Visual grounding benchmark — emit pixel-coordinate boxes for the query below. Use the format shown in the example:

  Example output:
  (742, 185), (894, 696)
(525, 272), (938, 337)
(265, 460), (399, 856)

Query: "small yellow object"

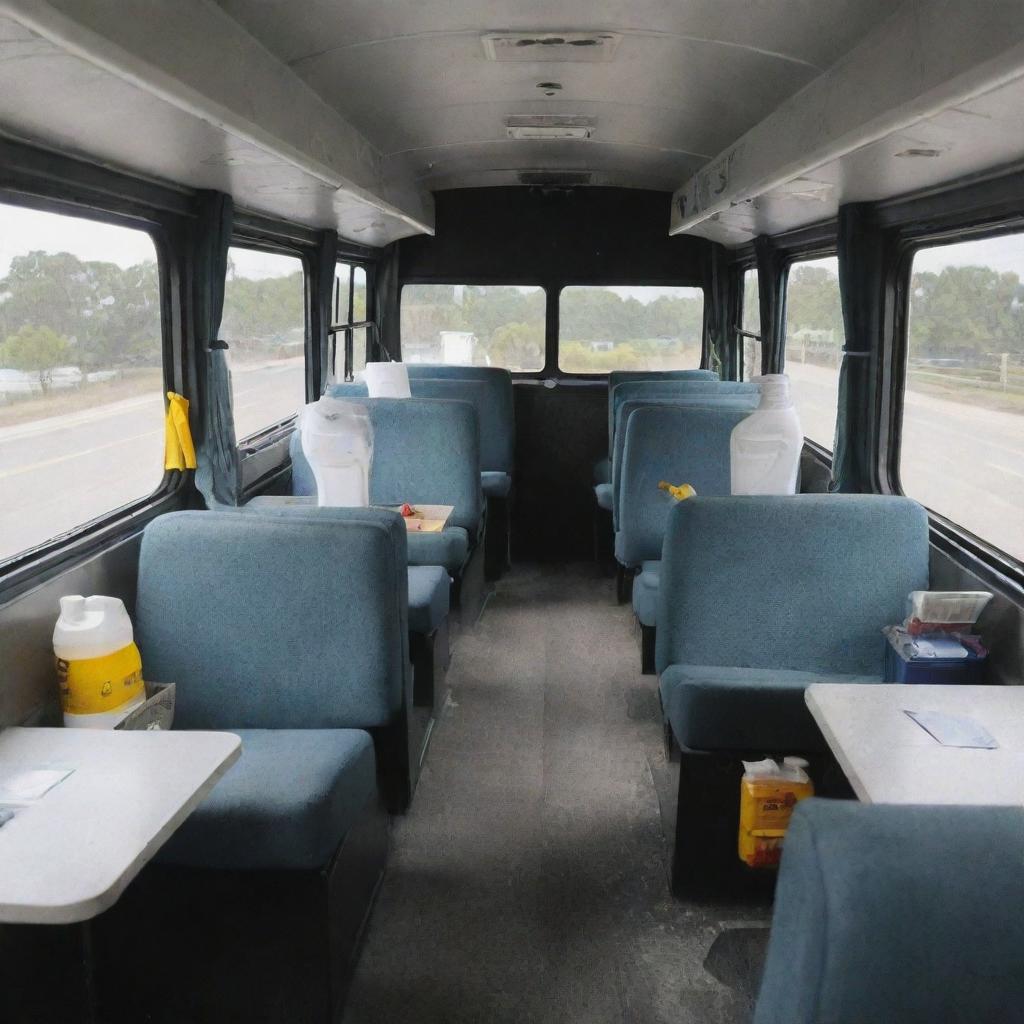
(738, 760), (814, 869)
(658, 481), (697, 502)
(164, 391), (197, 471)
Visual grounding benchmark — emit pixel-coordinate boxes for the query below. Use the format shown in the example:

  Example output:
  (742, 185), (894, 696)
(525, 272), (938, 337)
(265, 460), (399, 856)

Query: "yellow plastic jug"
(53, 595), (145, 728)
(738, 757), (813, 868)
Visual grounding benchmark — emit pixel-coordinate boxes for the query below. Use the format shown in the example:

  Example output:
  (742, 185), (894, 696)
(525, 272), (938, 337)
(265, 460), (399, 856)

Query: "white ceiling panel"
(214, 0), (894, 196)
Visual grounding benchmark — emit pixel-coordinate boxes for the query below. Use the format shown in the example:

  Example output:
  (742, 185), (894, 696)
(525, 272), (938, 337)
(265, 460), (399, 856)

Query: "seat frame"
(93, 794), (389, 1024)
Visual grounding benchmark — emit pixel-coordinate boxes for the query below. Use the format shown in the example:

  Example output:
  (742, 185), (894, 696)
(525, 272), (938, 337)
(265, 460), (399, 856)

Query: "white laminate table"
(805, 683), (1024, 806)
(0, 727), (240, 925)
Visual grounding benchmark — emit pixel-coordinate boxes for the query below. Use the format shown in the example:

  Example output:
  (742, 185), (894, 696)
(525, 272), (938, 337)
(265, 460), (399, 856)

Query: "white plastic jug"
(364, 361), (411, 398)
(53, 595), (145, 728)
(300, 396), (374, 507)
(730, 374), (803, 495)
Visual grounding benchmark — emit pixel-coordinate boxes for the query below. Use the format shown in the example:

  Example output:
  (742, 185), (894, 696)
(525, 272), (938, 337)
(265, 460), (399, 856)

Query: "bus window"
(559, 285), (704, 373)
(901, 234), (1024, 561)
(401, 284), (544, 371)
(741, 269), (761, 380)
(221, 246), (306, 441)
(784, 256), (844, 448)
(0, 201), (164, 565)
(331, 262), (370, 381)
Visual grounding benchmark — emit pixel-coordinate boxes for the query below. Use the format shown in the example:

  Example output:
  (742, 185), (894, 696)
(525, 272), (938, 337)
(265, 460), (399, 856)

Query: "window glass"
(902, 234), (1024, 561)
(221, 247), (306, 442)
(784, 256), (844, 448)
(352, 326), (369, 375)
(0, 202), (164, 564)
(334, 261), (351, 325)
(401, 284), (545, 371)
(559, 285), (704, 373)
(742, 269), (761, 380)
(353, 266), (367, 323)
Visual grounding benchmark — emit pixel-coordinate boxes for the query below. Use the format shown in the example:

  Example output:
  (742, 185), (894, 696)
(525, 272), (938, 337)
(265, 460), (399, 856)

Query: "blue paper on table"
(904, 709), (998, 749)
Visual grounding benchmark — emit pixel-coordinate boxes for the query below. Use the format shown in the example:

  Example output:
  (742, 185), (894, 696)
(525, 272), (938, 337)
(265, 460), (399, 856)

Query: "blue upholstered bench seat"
(632, 561), (659, 626)
(593, 457), (611, 485)
(755, 800), (1024, 1024)
(594, 482), (613, 511)
(407, 527), (469, 574)
(407, 565), (450, 634)
(158, 729), (377, 871)
(481, 470), (512, 498)
(660, 665), (881, 752)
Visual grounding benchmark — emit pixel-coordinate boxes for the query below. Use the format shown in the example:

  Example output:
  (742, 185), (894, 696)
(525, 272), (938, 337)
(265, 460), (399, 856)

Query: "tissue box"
(115, 682), (176, 731)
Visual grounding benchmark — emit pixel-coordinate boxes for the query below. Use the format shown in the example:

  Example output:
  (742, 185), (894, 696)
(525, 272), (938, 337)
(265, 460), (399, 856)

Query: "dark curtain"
(374, 241), (401, 360)
(314, 230), (339, 392)
(755, 235), (786, 374)
(192, 191), (239, 508)
(701, 241), (732, 375)
(831, 203), (882, 492)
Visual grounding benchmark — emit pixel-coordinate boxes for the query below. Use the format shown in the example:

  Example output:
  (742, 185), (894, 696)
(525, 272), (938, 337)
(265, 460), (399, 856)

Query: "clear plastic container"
(730, 374), (803, 495)
(364, 361), (411, 398)
(299, 397), (374, 507)
(53, 595), (145, 728)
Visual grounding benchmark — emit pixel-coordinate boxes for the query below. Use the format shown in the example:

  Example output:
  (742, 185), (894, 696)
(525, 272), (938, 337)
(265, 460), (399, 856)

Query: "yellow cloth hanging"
(164, 391), (197, 471)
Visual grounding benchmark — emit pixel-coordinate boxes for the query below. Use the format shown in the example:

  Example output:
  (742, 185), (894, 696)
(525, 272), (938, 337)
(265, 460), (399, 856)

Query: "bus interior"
(1, 2), (1024, 1022)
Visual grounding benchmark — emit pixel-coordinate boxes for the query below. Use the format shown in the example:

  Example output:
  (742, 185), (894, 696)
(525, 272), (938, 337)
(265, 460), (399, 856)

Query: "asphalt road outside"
(788, 360), (1024, 559)
(2, 358), (1022, 564)
(0, 359), (304, 561)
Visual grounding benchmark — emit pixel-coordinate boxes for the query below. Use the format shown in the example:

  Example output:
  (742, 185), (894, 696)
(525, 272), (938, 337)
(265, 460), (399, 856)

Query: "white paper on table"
(904, 709), (998, 749)
(0, 767), (74, 803)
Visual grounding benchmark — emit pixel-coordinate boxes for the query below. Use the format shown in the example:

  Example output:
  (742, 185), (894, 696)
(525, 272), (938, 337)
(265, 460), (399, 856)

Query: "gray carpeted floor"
(343, 564), (771, 1024)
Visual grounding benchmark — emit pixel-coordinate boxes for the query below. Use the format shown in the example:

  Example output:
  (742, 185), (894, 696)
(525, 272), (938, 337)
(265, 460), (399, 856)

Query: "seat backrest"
(610, 392), (761, 527)
(607, 368), (718, 396)
(755, 800), (1024, 1024)
(609, 379), (756, 451)
(292, 396), (482, 535)
(330, 376), (512, 474)
(655, 494), (929, 675)
(615, 406), (751, 566)
(136, 508), (408, 730)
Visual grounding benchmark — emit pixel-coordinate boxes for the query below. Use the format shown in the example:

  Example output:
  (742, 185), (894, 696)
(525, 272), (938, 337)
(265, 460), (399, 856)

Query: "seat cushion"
(481, 471), (512, 499)
(407, 526), (470, 573)
(158, 729), (377, 870)
(594, 482), (613, 511)
(659, 665), (882, 753)
(407, 565), (450, 634)
(632, 560), (660, 627)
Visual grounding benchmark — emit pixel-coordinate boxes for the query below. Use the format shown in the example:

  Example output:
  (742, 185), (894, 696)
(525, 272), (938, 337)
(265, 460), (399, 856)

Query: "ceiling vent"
(483, 32), (620, 62)
(518, 171), (593, 186)
(505, 115), (595, 141)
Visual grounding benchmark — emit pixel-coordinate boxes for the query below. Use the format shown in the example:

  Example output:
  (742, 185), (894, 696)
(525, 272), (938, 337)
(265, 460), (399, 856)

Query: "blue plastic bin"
(883, 632), (987, 684)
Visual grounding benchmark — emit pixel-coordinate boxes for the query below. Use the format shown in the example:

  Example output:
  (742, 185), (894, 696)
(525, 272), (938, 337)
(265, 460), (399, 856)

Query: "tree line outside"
(0, 250), (364, 414)
(4, 249), (1023, 411)
(400, 284), (705, 372)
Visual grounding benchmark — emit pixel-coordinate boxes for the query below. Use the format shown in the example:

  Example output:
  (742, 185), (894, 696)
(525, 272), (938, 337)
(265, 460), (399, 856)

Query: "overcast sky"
(0, 203), (296, 280)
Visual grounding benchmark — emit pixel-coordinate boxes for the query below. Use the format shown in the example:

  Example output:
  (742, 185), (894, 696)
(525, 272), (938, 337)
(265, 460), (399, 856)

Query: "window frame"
(331, 259), (375, 382)
(888, 219), (1024, 584)
(736, 261), (761, 382)
(779, 246), (845, 458)
(398, 278), (550, 376)
(0, 178), (184, 592)
(223, 233), (311, 453)
(555, 280), (709, 377)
